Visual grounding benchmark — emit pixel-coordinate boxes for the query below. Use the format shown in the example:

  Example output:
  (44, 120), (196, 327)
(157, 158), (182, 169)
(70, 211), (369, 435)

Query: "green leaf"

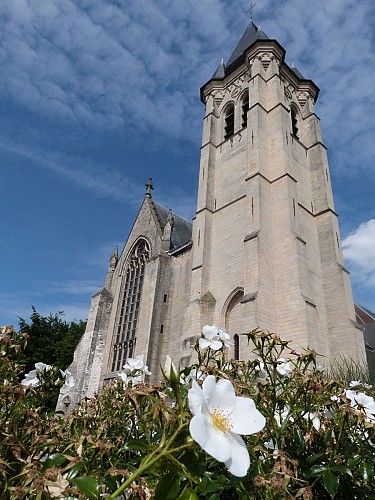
(42, 453), (66, 470)
(306, 452), (326, 465)
(347, 455), (361, 468)
(125, 439), (151, 451)
(305, 465), (326, 478)
(324, 429), (333, 445)
(103, 476), (119, 492)
(180, 450), (206, 476)
(65, 462), (85, 480)
(70, 476), (99, 500)
(330, 465), (352, 477)
(359, 462), (374, 482)
(155, 471), (180, 499)
(323, 469), (339, 498)
(178, 486), (199, 500)
(293, 428), (305, 453)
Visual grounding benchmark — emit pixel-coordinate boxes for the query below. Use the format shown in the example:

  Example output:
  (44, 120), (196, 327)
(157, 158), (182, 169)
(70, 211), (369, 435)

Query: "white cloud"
(0, 0), (231, 142)
(343, 219), (375, 287)
(41, 279), (101, 296)
(257, 0), (375, 174)
(0, 0), (373, 173)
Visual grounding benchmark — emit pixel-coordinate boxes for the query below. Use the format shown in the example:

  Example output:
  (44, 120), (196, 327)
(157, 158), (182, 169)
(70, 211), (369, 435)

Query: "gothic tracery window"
(111, 239), (150, 372)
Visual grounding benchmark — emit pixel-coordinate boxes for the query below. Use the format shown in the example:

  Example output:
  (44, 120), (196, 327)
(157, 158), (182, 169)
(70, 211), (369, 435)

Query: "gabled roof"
(225, 21), (269, 71)
(355, 303), (375, 324)
(151, 201), (192, 252)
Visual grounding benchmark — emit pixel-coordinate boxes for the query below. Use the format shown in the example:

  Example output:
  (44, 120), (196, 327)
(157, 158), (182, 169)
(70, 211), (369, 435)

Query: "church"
(58, 20), (366, 411)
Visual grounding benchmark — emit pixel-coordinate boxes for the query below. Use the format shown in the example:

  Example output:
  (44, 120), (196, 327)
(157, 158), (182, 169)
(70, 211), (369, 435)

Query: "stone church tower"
(58, 21), (365, 411)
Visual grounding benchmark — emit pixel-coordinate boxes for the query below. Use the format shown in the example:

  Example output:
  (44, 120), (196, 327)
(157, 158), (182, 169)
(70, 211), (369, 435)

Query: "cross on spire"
(145, 177), (154, 197)
(246, 0), (256, 21)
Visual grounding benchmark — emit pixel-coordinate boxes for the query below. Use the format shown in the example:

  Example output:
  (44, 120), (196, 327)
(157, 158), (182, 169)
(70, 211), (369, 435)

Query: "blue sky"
(1, 0), (374, 326)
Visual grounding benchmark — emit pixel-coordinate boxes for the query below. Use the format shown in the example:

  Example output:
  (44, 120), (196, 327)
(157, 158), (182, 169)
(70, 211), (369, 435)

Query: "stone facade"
(57, 22), (365, 413)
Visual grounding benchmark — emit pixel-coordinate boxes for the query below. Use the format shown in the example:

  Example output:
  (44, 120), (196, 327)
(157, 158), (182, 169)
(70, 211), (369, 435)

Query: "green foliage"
(1, 325), (375, 499)
(18, 306), (86, 372)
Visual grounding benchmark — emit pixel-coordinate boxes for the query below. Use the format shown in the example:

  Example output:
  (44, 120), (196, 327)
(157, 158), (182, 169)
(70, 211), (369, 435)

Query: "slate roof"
(225, 21), (269, 71)
(208, 21), (308, 86)
(211, 58), (225, 80)
(291, 64), (305, 79)
(355, 304), (375, 369)
(151, 201), (192, 252)
(355, 303), (375, 324)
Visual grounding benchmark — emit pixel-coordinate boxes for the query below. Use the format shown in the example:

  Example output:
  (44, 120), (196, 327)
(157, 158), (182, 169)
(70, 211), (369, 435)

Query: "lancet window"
(224, 104), (235, 139)
(291, 104), (299, 138)
(111, 239), (150, 372)
(233, 334), (240, 360)
(241, 91), (249, 128)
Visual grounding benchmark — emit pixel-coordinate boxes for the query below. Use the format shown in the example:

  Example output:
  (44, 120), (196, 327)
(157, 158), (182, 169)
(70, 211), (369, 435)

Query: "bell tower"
(184, 21), (365, 361)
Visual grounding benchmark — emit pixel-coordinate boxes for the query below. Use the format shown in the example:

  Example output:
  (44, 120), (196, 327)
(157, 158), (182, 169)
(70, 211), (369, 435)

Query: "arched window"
(111, 239), (150, 372)
(233, 334), (240, 360)
(291, 104), (299, 139)
(224, 104), (235, 139)
(241, 91), (249, 128)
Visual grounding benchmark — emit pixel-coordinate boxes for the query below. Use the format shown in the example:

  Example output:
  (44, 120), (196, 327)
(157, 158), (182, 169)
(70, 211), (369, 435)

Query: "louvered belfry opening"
(241, 92), (249, 128)
(291, 105), (299, 138)
(111, 240), (150, 372)
(224, 104), (235, 139)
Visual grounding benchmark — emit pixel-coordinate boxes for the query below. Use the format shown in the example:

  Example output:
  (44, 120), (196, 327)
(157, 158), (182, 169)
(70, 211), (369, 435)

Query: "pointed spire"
(109, 245), (119, 270)
(105, 245), (119, 289)
(211, 58), (225, 80)
(226, 21), (269, 70)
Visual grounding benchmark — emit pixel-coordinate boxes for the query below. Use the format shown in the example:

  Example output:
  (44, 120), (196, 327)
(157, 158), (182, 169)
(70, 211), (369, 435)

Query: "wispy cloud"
(0, 0), (231, 142)
(0, 135), (144, 203)
(343, 219), (375, 288)
(41, 279), (101, 296)
(1, 1), (373, 172)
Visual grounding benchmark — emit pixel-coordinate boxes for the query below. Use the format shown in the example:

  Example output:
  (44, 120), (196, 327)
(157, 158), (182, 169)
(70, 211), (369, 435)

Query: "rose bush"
(1, 324), (375, 499)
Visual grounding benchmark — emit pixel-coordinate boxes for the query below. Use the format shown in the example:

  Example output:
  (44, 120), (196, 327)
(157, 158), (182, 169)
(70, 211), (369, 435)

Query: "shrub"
(1, 324), (374, 499)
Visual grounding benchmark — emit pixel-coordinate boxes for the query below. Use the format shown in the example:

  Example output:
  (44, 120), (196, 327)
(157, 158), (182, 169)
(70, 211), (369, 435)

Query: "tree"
(18, 307), (86, 372)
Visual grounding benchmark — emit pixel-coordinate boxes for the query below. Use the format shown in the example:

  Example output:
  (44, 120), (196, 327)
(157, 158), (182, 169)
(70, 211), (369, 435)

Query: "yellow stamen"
(211, 409), (232, 432)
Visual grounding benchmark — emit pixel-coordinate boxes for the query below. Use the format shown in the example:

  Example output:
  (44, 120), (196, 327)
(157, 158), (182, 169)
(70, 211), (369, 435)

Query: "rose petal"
(209, 340), (223, 351)
(204, 377), (236, 413)
(231, 397), (266, 435)
(202, 325), (219, 339)
(188, 379), (206, 416)
(224, 433), (250, 477)
(199, 338), (211, 350)
(189, 413), (231, 463)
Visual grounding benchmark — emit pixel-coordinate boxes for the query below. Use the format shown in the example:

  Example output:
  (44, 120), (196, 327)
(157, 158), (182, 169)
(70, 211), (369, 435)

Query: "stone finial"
(145, 178), (154, 197)
(109, 245), (119, 271)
